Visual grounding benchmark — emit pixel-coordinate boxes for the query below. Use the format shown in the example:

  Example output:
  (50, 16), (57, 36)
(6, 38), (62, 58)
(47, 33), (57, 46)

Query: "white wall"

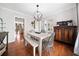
(78, 4), (79, 31)
(0, 3), (78, 43)
(24, 3), (78, 35)
(56, 7), (77, 26)
(0, 6), (36, 43)
(0, 7), (27, 43)
(45, 4), (77, 27)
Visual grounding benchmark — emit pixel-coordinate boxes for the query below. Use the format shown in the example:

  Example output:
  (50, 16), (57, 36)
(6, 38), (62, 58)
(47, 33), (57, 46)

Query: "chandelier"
(34, 5), (43, 21)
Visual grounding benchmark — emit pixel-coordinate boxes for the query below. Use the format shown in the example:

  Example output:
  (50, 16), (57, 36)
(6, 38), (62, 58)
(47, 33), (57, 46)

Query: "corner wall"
(0, 7), (27, 43)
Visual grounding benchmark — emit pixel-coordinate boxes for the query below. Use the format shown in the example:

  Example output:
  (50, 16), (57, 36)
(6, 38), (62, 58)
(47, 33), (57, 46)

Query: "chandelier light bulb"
(33, 4), (43, 21)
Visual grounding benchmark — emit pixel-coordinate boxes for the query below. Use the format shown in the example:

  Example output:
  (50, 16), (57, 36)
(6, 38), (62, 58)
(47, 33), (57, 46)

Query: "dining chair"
(25, 34), (39, 56)
(42, 32), (55, 55)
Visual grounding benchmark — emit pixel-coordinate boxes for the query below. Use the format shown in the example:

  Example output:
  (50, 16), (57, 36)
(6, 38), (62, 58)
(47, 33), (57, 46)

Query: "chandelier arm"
(34, 4), (43, 21)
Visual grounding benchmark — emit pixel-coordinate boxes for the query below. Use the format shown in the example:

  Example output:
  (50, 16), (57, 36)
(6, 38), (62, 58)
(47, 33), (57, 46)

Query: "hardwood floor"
(2, 39), (74, 56)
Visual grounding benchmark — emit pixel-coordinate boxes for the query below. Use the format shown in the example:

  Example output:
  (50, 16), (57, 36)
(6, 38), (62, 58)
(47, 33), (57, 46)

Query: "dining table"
(27, 31), (52, 56)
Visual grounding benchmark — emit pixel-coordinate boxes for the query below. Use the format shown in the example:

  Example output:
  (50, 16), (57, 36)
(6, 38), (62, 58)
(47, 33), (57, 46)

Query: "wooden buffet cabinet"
(54, 26), (77, 46)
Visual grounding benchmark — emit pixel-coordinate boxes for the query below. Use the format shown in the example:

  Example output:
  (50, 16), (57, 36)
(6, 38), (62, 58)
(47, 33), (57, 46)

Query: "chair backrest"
(48, 32), (55, 47)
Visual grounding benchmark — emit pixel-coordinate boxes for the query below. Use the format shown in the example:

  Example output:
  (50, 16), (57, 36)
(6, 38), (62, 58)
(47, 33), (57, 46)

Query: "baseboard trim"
(8, 40), (15, 44)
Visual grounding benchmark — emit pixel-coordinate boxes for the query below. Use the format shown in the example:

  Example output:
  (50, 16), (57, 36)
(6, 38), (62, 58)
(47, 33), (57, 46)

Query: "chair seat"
(25, 37), (39, 48)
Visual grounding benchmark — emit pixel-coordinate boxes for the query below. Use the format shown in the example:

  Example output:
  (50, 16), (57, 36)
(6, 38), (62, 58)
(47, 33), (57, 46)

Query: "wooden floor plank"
(2, 39), (74, 56)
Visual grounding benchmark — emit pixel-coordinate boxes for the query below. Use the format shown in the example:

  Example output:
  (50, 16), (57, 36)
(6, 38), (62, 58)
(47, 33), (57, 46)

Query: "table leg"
(33, 47), (35, 56)
(38, 39), (42, 56)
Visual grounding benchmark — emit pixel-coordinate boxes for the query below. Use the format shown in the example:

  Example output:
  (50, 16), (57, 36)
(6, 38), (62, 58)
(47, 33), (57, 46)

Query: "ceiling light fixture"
(34, 4), (43, 21)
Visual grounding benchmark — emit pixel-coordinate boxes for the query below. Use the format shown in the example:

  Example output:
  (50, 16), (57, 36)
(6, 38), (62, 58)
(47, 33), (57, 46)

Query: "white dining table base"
(38, 39), (42, 56)
(27, 31), (52, 56)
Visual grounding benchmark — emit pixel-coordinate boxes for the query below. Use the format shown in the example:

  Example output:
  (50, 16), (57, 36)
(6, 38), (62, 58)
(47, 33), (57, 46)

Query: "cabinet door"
(64, 28), (69, 41)
(55, 28), (62, 41)
(55, 29), (59, 40)
(59, 29), (62, 41)
(69, 28), (74, 42)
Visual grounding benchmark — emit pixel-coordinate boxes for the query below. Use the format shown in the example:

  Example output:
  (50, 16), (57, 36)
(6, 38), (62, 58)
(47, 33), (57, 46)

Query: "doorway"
(15, 17), (24, 42)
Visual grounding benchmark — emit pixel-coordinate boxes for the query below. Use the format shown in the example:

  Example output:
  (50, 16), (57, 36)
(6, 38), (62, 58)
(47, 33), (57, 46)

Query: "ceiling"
(0, 3), (76, 18)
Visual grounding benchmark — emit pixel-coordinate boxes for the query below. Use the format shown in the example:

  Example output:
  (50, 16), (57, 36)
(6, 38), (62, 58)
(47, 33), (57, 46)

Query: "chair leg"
(47, 48), (52, 56)
(33, 47), (36, 56)
(49, 48), (51, 56)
